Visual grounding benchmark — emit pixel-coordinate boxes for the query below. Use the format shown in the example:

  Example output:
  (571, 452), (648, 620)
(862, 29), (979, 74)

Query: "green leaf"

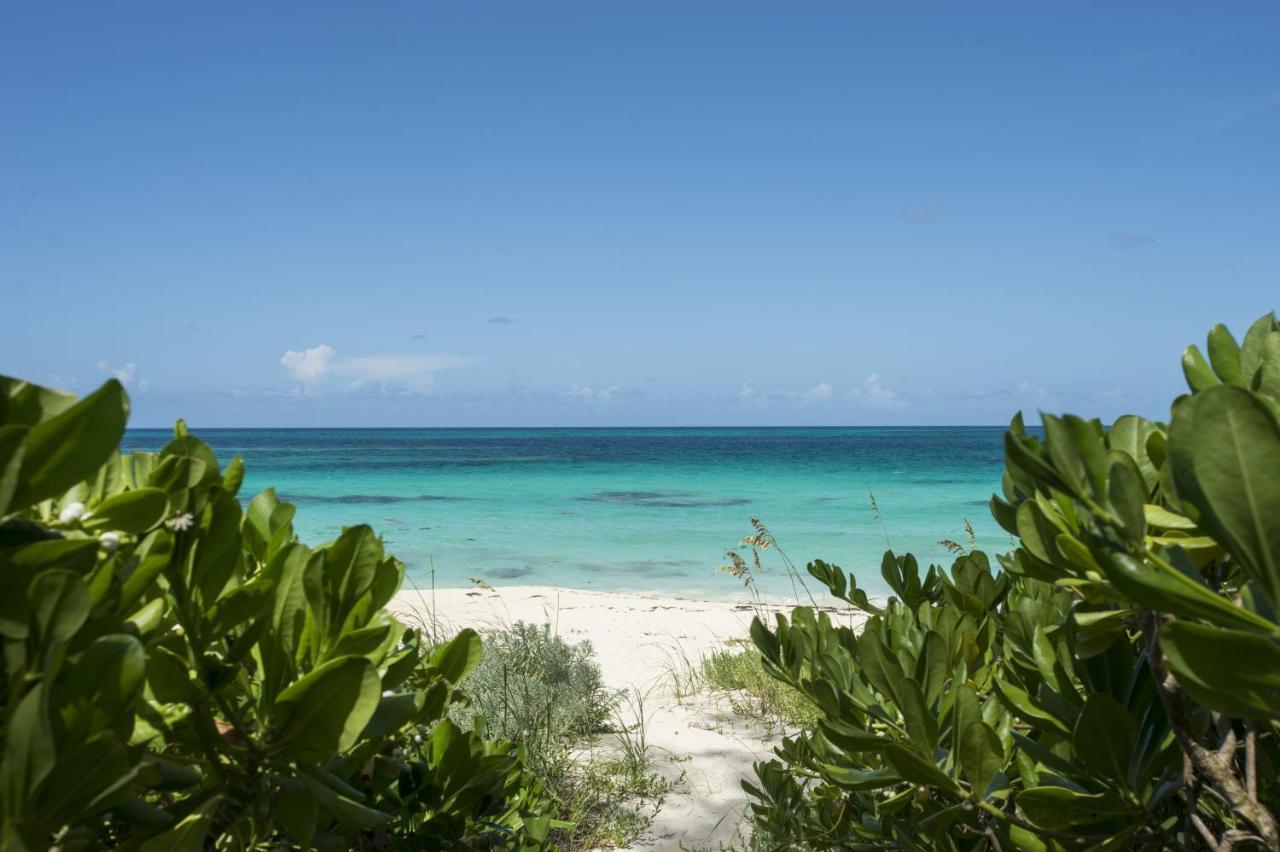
(1108, 460), (1146, 543)
(0, 424), (27, 515)
(138, 798), (220, 852)
(272, 656), (381, 761)
(426, 628), (482, 684)
(0, 684), (55, 816)
(896, 677), (938, 750)
(190, 488), (243, 605)
(1169, 385), (1280, 607)
(298, 770), (389, 830)
(882, 744), (963, 797)
(0, 376), (78, 425)
(361, 692), (426, 739)
(1206, 323), (1245, 385)
(8, 380), (129, 509)
(1108, 416), (1160, 491)
(1017, 786), (1129, 830)
(1181, 345), (1220, 392)
(32, 733), (135, 829)
(1072, 694), (1136, 785)
(55, 634), (147, 744)
(83, 487), (168, 533)
(1240, 312), (1276, 384)
(1160, 621), (1280, 720)
(1143, 504), (1197, 531)
(1097, 551), (1276, 634)
(30, 569), (91, 649)
(221, 453), (245, 496)
(958, 720), (1004, 799)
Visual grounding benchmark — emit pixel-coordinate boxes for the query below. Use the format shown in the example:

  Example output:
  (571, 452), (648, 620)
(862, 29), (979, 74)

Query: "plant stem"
(1143, 613), (1280, 848)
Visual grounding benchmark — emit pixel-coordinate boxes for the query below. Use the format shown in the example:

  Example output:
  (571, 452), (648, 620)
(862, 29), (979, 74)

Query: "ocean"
(121, 427), (1011, 601)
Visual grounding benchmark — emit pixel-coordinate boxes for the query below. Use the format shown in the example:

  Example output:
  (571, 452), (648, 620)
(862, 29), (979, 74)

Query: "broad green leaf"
(55, 634), (147, 744)
(190, 488), (243, 605)
(1160, 621), (1280, 720)
(1017, 786), (1129, 830)
(1107, 460), (1146, 543)
(882, 744), (963, 796)
(1181, 345), (1220, 392)
(1206, 323), (1244, 385)
(1072, 693), (1136, 785)
(361, 692), (426, 739)
(298, 770), (389, 830)
(427, 628), (483, 684)
(32, 733), (135, 829)
(1240, 312), (1277, 383)
(30, 569), (91, 649)
(272, 656), (381, 761)
(1169, 385), (1280, 607)
(896, 677), (938, 750)
(83, 487), (167, 533)
(1143, 504), (1197, 531)
(0, 684), (55, 816)
(138, 798), (220, 852)
(958, 720), (1003, 798)
(0, 376), (78, 425)
(8, 380), (128, 509)
(0, 424), (27, 515)
(1097, 551), (1275, 634)
(1107, 416), (1160, 490)
(221, 453), (245, 496)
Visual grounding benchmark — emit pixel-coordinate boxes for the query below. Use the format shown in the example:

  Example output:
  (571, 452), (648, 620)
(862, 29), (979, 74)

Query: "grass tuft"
(701, 641), (819, 730)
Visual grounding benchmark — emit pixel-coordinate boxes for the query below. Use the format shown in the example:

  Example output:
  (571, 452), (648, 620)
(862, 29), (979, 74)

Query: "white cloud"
(280, 345), (336, 386)
(801, 381), (833, 402)
(740, 380), (835, 405)
(846, 374), (904, 409)
(280, 345), (473, 394)
(97, 360), (148, 393)
(568, 384), (620, 403)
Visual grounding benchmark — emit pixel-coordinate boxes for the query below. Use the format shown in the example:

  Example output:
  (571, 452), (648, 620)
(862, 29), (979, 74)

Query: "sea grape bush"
(0, 377), (558, 849)
(746, 314), (1280, 849)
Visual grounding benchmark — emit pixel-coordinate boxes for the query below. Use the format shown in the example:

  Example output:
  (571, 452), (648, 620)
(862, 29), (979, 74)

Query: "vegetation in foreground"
(740, 314), (1280, 850)
(0, 378), (562, 849)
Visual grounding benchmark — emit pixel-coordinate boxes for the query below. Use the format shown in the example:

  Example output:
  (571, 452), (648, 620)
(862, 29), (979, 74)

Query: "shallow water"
(122, 427), (1011, 600)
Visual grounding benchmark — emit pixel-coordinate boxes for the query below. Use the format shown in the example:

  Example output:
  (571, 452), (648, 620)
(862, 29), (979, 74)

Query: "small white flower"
(58, 501), (87, 523)
(99, 531), (121, 552)
(382, 690), (394, 697)
(167, 513), (195, 531)
(412, 734), (423, 744)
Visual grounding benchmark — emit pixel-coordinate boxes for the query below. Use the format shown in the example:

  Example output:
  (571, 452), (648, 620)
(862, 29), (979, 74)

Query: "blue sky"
(2, 3), (1278, 427)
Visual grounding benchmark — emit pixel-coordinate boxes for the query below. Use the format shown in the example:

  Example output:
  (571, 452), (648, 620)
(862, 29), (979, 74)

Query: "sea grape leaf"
(1160, 621), (1280, 720)
(1168, 385), (1280, 608)
(8, 380), (128, 509)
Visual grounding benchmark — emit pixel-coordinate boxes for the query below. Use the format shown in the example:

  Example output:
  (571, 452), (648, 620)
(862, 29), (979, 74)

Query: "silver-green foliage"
(0, 376), (557, 850)
(746, 314), (1280, 849)
(456, 622), (615, 761)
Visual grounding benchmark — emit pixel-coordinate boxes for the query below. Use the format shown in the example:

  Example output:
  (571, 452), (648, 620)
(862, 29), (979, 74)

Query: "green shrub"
(744, 314), (1280, 849)
(454, 623), (669, 849)
(457, 622), (616, 766)
(0, 376), (557, 850)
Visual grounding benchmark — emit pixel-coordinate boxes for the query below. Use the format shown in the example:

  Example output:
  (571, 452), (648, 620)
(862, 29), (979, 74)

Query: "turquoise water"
(121, 428), (1010, 601)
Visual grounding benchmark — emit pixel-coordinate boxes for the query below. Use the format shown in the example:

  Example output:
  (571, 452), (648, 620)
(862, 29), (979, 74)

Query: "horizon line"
(124, 423), (1018, 431)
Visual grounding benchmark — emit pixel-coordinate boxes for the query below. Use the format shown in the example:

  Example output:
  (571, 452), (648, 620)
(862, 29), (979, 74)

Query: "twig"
(1144, 613), (1280, 848)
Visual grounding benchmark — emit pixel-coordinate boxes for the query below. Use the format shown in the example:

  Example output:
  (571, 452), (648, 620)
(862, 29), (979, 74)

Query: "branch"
(1144, 614), (1279, 848)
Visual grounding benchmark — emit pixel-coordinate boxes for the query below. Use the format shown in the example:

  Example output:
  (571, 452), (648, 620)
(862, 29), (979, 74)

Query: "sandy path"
(387, 585), (852, 849)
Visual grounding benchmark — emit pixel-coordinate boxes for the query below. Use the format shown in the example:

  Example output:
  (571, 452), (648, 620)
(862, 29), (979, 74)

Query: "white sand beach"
(387, 585), (868, 850)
